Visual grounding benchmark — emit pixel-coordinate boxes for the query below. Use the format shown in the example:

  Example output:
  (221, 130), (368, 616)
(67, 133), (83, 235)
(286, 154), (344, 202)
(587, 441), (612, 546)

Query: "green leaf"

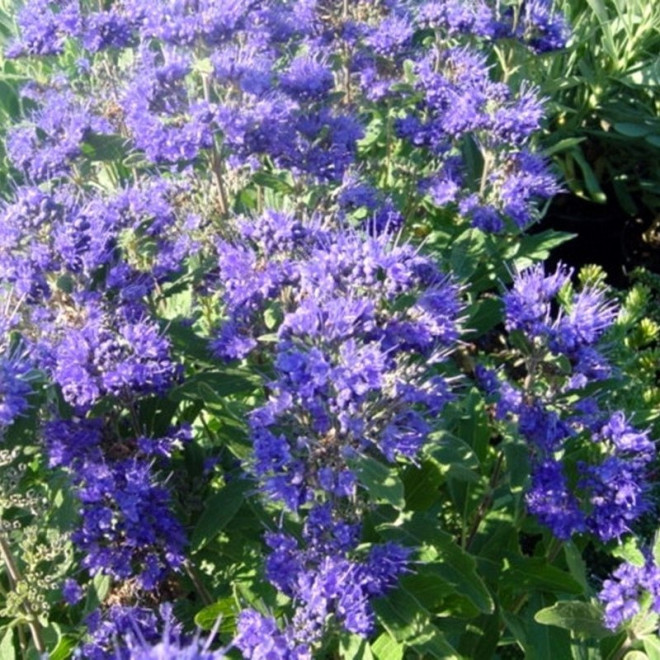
(514, 230), (576, 269)
(84, 574), (111, 615)
(652, 530), (660, 567)
(421, 556), (494, 615)
(402, 459), (444, 511)
(502, 438), (529, 492)
(372, 588), (430, 641)
(251, 171), (294, 194)
(454, 389), (491, 463)
(409, 623), (462, 659)
(49, 635), (78, 660)
(191, 480), (250, 551)
(534, 602), (610, 639)
(429, 431), (481, 474)
(613, 536), (645, 567)
(169, 370), (257, 405)
(600, 632), (628, 660)
(624, 652), (648, 660)
(163, 320), (215, 364)
(503, 556), (583, 595)
(464, 296), (503, 339)
(450, 229), (486, 281)
(505, 593), (573, 660)
(339, 634), (374, 660)
(563, 542), (590, 593)
(347, 455), (405, 509)
(378, 513), (493, 614)
(84, 133), (129, 161)
(543, 137), (587, 157)
(643, 636), (660, 660)
(457, 612), (501, 658)
(194, 597), (239, 634)
(613, 122), (653, 138)
(371, 633), (404, 660)
(0, 628), (14, 660)
(571, 150), (607, 203)
(263, 304), (281, 330)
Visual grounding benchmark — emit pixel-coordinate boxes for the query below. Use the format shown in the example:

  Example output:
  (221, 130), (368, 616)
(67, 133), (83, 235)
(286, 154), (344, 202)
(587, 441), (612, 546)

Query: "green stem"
(466, 452), (505, 550)
(202, 75), (229, 215)
(184, 560), (213, 607)
(0, 535), (45, 655)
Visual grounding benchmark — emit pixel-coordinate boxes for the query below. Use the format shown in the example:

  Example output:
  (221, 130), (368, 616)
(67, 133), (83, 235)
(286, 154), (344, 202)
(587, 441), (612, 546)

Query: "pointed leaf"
(348, 455), (405, 509)
(371, 633), (404, 660)
(534, 602), (610, 638)
(192, 480), (250, 551)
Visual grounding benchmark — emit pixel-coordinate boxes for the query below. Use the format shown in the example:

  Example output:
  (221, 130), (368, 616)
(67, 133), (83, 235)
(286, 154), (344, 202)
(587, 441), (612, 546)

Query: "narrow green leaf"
(163, 320), (215, 364)
(455, 390), (490, 463)
(191, 480), (250, 551)
(84, 574), (111, 615)
(252, 171), (294, 194)
(571, 149), (607, 203)
(643, 636), (660, 660)
(652, 530), (660, 566)
(49, 635), (77, 660)
(502, 438), (529, 492)
(450, 229), (486, 281)
(402, 459), (444, 511)
(169, 370), (257, 405)
(534, 602), (610, 638)
(0, 628), (14, 660)
(624, 652), (649, 660)
(194, 597), (238, 634)
(372, 588), (429, 641)
(503, 556), (583, 595)
(409, 623), (462, 659)
(464, 296), (503, 339)
(543, 137), (587, 157)
(371, 633), (404, 660)
(563, 542), (590, 592)
(339, 634), (374, 660)
(347, 455), (405, 509)
(613, 122), (652, 138)
(84, 133), (129, 161)
(514, 230), (576, 268)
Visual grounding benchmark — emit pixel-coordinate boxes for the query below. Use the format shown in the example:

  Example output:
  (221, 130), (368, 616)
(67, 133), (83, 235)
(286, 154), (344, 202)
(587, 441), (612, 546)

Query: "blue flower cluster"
(214, 210), (460, 493)
(7, 0), (565, 225)
(79, 602), (228, 660)
(400, 49), (560, 230)
(484, 264), (653, 543)
(599, 554), (660, 631)
(213, 208), (459, 646)
(0, 349), (32, 430)
(45, 419), (189, 590)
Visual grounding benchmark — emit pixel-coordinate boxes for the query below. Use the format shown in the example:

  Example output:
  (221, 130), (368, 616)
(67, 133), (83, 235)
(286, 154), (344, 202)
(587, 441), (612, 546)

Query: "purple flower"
(600, 555), (660, 630)
(581, 454), (651, 542)
(6, 0), (81, 58)
(515, 0), (570, 53)
(45, 419), (188, 589)
(234, 611), (310, 660)
(503, 263), (572, 338)
(526, 459), (585, 540)
(62, 578), (84, 605)
(280, 56), (334, 101)
(0, 350), (32, 429)
(6, 87), (109, 181)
